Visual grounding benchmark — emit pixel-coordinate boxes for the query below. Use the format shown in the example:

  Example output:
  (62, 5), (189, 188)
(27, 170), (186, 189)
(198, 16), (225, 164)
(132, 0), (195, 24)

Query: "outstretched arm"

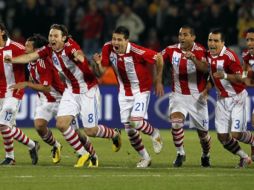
(9, 81), (51, 93)
(5, 51), (40, 64)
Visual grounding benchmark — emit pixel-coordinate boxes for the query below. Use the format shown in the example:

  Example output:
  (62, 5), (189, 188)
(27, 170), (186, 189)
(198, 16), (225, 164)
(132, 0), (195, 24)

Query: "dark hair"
(180, 25), (195, 36)
(50, 24), (69, 41)
(113, 26), (129, 39)
(27, 34), (48, 49)
(0, 23), (9, 41)
(246, 27), (254, 34)
(210, 28), (225, 42)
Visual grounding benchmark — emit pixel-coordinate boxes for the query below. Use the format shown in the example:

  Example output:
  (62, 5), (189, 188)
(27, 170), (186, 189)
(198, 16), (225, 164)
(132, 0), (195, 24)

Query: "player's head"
(208, 28), (225, 56)
(26, 34), (48, 53)
(112, 26), (129, 54)
(0, 23), (9, 42)
(48, 24), (69, 51)
(178, 25), (196, 51)
(246, 27), (254, 55)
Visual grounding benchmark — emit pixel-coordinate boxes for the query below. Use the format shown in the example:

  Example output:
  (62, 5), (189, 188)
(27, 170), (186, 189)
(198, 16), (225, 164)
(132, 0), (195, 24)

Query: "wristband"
(242, 71), (248, 79)
(224, 73), (227, 79)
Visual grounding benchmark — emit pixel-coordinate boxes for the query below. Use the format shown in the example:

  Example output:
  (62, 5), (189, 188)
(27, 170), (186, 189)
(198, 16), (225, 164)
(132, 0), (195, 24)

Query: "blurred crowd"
(0, 0), (253, 84)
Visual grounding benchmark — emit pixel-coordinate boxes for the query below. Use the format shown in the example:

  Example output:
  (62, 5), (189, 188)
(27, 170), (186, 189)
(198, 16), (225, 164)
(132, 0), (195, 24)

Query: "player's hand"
(92, 53), (102, 65)
(184, 51), (196, 61)
(9, 82), (28, 93)
(154, 82), (164, 97)
(213, 71), (225, 79)
(200, 89), (209, 101)
(4, 55), (12, 63)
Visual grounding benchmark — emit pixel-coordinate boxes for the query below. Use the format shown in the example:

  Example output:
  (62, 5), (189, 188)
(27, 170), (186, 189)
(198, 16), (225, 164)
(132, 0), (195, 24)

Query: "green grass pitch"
(0, 128), (254, 190)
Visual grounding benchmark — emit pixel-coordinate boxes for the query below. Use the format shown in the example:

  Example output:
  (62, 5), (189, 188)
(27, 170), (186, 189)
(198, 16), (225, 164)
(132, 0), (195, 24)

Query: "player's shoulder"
(130, 43), (151, 55)
(10, 40), (25, 50)
(224, 47), (238, 62)
(242, 49), (249, 58)
(193, 43), (206, 51)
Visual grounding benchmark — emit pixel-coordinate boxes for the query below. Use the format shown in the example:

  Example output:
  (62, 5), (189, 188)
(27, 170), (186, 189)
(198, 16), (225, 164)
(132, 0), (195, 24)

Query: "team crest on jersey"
(110, 52), (117, 67)
(172, 52), (181, 66)
(52, 54), (62, 72)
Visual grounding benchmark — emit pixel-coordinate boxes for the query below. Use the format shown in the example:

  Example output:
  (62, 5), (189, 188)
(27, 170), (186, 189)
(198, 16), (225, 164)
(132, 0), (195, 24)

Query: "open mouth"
(113, 46), (119, 52)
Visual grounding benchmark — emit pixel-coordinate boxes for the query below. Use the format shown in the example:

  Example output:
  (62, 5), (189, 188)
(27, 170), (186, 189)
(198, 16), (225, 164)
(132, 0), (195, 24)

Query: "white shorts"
(118, 91), (150, 123)
(215, 90), (248, 134)
(169, 92), (209, 131)
(57, 86), (100, 128)
(34, 96), (59, 121)
(0, 97), (21, 127)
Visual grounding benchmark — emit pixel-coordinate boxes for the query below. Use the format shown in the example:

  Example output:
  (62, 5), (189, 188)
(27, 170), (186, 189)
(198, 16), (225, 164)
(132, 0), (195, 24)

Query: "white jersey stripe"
(123, 56), (140, 94)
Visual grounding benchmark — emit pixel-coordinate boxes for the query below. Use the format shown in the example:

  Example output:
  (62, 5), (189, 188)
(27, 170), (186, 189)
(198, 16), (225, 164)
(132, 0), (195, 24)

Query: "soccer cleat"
(112, 128), (122, 152)
(74, 153), (90, 168)
(0, 157), (16, 165)
(236, 156), (252, 168)
(88, 155), (99, 168)
(151, 128), (163, 154)
(29, 141), (40, 165)
(173, 153), (186, 167)
(251, 146), (254, 161)
(201, 155), (211, 167)
(51, 144), (62, 164)
(136, 157), (152, 168)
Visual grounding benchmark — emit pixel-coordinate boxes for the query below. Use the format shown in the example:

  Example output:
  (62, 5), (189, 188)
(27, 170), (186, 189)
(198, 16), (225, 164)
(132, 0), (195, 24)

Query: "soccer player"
(208, 28), (253, 168)
(161, 26), (211, 167)
(92, 26), (164, 168)
(5, 24), (121, 167)
(9, 34), (98, 166)
(241, 27), (254, 161)
(0, 23), (39, 165)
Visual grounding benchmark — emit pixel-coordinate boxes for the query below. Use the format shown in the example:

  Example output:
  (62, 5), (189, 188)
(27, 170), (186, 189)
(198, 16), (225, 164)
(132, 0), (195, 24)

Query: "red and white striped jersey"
(242, 49), (254, 70)
(28, 57), (65, 102)
(101, 42), (157, 96)
(37, 38), (97, 94)
(208, 46), (245, 97)
(161, 43), (208, 94)
(0, 38), (25, 99)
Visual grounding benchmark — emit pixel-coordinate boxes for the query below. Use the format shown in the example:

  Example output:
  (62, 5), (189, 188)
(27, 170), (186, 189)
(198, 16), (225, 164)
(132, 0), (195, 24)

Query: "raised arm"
(91, 53), (107, 77)
(4, 51), (40, 64)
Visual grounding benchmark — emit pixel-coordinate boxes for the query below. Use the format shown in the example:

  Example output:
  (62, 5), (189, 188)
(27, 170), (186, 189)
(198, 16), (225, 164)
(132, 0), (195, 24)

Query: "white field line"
(5, 173), (254, 178)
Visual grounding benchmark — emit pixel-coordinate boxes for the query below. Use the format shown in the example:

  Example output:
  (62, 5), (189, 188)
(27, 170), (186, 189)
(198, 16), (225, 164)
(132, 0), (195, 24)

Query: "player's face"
(207, 33), (224, 56)
(25, 41), (34, 54)
(48, 29), (65, 51)
(178, 28), (195, 51)
(112, 33), (128, 54)
(246, 32), (254, 55)
(0, 29), (5, 46)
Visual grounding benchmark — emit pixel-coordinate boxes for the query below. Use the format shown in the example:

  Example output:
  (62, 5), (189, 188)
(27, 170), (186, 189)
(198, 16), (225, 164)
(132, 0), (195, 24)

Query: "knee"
(170, 118), (184, 129)
(84, 127), (97, 137)
(217, 133), (230, 144)
(231, 132), (241, 140)
(129, 118), (143, 129)
(56, 120), (68, 132)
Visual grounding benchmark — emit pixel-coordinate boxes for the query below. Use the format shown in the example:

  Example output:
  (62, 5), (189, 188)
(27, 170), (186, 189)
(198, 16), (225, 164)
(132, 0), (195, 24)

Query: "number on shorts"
(135, 102), (144, 111)
(4, 111), (12, 121)
(88, 114), (94, 123)
(234, 119), (240, 129)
